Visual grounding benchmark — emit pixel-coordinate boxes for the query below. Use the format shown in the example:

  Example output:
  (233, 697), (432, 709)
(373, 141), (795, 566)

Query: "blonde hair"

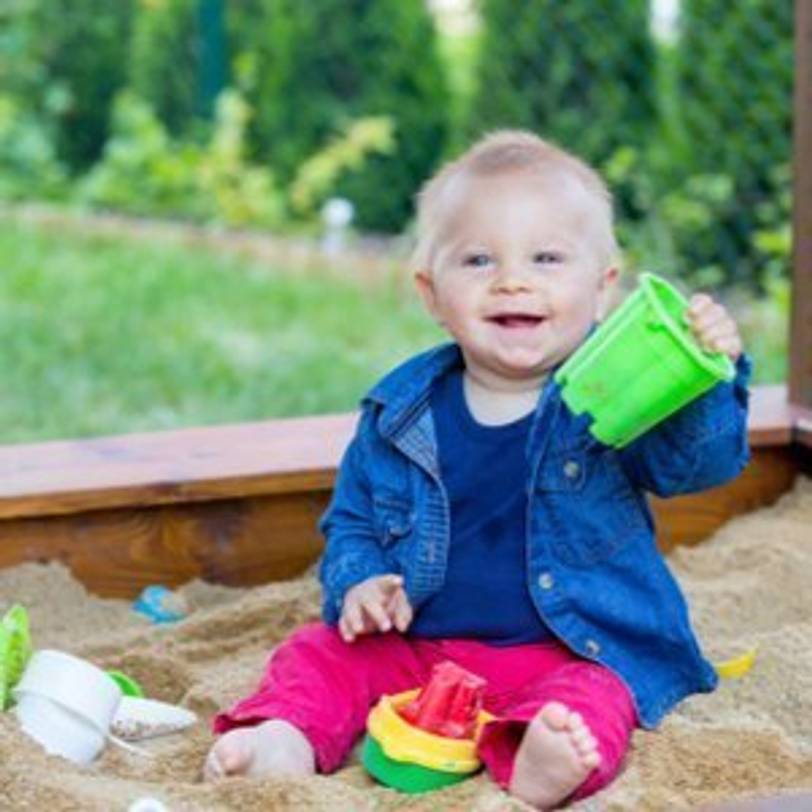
(412, 130), (619, 271)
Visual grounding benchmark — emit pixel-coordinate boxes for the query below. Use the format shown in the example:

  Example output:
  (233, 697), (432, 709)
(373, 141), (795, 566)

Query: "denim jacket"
(318, 342), (751, 728)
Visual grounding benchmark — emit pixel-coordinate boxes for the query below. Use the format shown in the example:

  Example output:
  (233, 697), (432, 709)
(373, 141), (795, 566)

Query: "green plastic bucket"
(554, 273), (735, 448)
(361, 733), (476, 794)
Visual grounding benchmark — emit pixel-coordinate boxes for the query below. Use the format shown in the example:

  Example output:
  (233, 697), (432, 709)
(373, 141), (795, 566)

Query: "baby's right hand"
(339, 574), (413, 643)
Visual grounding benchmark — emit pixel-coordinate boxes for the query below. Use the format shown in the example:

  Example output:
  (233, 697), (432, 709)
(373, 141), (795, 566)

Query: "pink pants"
(213, 622), (637, 801)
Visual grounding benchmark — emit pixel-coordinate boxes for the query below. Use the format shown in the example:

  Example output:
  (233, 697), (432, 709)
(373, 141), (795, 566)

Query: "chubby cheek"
(434, 287), (478, 332)
(558, 288), (599, 326)
(550, 293), (599, 344)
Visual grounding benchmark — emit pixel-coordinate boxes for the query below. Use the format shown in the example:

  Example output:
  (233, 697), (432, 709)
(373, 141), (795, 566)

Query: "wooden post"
(790, 0), (812, 410)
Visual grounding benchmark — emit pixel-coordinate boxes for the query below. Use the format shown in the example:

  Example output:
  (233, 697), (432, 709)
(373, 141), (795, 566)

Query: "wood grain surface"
(0, 386), (807, 596)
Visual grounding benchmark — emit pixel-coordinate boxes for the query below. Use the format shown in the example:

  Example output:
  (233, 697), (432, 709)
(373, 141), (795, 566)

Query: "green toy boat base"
(361, 732), (477, 793)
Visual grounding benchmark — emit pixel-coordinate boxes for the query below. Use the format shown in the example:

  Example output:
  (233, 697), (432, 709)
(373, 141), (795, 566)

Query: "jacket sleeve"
(617, 353), (752, 497)
(318, 412), (392, 624)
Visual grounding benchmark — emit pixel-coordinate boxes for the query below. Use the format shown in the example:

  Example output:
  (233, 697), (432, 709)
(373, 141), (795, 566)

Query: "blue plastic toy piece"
(132, 586), (187, 624)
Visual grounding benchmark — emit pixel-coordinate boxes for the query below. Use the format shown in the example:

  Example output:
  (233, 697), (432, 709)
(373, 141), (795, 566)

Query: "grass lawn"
(0, 218), (787, 444)
(0, 219), (443, 443)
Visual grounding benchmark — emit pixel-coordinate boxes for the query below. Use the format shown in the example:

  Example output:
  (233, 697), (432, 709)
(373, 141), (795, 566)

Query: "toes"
(203, 749), (225, 781)
(567, 710), (584, 732)
(583, 750), (602, 770)
(574, 732), (598, 756)
(571, 725), (600, 769)
(220, 746), (249, 774)
(538, 701), (571, 730)
(211, 736), (252, 776)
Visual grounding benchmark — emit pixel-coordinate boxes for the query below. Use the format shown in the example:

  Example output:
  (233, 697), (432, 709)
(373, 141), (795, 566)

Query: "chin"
(494, 356), (551, 379)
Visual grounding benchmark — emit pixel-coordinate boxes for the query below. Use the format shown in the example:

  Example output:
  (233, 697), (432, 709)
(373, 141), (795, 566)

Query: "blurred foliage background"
(0, 0), (795, 441)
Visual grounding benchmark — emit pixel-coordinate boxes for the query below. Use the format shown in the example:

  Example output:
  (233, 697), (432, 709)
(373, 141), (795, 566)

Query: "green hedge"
(5, 0), (135, 171)
(674, 0), (793, 289)
(470, 0), (655, 176)
(228, 0), (451, 232)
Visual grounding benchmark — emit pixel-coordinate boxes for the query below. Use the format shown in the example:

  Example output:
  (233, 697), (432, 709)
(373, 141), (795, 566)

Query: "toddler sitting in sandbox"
(203, 130), (750, 809)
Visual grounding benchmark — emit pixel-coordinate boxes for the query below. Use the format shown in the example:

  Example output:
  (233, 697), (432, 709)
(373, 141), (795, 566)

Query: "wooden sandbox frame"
(0, 2), (810, 599)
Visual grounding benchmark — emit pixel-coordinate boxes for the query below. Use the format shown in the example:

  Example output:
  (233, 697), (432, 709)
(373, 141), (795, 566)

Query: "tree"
(470, 0), (655, 173)
(228, 0), (451, 232)
(128, 0), (228, 137)
(7, 0), (135, 171)
(675, 0), (793, 288)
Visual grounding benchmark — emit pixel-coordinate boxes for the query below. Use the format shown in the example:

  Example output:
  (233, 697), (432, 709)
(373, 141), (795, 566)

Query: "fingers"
(362, 593), (393, 634)
(339, 574), (406, 642)
(685, 293), (742, 360)
(339, 597), (363, 642)
(376, 574), (404, 595)
(387, 587), (414, 632)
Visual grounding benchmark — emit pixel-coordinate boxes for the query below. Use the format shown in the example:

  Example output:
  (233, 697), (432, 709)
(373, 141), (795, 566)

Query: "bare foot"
(202, 719), (316, 781)
(508, 702), (601, 810)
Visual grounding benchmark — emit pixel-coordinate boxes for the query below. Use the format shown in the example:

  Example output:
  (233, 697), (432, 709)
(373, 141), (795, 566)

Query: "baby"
(203, 130), (749, 809)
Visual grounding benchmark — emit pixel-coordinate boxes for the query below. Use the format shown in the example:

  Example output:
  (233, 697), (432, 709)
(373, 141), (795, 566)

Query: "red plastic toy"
(399, 660), (486, 740)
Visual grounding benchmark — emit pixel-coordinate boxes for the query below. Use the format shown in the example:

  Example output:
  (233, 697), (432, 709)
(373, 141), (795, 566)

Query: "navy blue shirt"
(408, 368), (553, 645)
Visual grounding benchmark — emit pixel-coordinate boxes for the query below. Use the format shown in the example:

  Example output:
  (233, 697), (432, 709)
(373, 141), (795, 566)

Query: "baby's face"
(416, 170), (618, 385)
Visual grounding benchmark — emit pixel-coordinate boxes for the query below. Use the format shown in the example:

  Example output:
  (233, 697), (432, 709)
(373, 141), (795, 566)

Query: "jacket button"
(563, 460), (580, 479)
(538, 572), (554, 590)
(585, 639), (601, 657)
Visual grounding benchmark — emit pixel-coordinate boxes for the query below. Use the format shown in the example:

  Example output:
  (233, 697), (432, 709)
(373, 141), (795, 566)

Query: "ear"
(414, 270), (443, 324)
(596, 266), (620, 321)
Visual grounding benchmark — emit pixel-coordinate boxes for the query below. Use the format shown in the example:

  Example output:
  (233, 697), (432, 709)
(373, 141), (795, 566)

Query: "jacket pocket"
(372, 494), (414, 548)
(536, 446), (649, 566)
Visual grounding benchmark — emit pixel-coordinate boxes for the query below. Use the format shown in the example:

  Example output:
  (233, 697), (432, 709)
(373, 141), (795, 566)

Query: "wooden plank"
(790, 0), (812, 409)
(0, 446), (801, 598)
(747, 384), (794, 446)
(0, 413), (356, 521)
(0, 386), (793, 522)
(794, 405), (812, 448)
(651, 446), (801, 554)
(0, 491), (332, 598)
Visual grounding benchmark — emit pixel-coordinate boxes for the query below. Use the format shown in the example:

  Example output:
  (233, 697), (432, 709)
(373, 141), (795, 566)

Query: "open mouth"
(487, 314), (546, 329)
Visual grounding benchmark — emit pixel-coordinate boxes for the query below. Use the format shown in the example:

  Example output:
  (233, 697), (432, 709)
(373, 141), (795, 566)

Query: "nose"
(491, 264), (533, 294)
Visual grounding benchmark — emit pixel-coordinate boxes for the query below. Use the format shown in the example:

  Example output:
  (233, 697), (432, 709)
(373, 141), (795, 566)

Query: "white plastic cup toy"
(14, 691), (107, 764)
(13, 649), (122, 764)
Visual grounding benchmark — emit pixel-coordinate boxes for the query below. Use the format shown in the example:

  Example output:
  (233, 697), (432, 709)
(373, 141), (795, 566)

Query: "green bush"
(289, 117), (395, 216)
(674, 0), (793, 289)
(228, 0), (451, 232)
(128, 0), (228, 138)
(0, 95), (67, 200)
(128, 0), (202, 137)
(470, 0), (655, 180)
(3, 0), (135, 172)
(79, 90), (284, 227)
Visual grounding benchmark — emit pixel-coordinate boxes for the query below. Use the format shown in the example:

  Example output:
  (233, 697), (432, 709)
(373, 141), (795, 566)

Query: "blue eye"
(533, 251), (563, 264)
(463, 253), (492, 268)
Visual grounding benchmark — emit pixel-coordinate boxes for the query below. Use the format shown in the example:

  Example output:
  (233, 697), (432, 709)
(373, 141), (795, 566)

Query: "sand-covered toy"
(133, 585), (189, 624)
(362, 661), (494, 793)
(13, 649), (123, 764)
(111, 696), (197, 742)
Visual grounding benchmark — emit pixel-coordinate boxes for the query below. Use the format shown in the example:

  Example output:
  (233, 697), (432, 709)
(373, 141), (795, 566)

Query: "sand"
(1, 479), (811, 812)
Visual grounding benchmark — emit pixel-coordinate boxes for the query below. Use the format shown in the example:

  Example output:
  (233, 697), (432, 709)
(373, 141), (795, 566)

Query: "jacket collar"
(364, 323), (599, 440)
(363, 343), (462, 439)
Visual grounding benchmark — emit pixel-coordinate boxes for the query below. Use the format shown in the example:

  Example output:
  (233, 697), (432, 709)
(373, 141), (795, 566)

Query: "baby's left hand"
(685, 294), (743, 361)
